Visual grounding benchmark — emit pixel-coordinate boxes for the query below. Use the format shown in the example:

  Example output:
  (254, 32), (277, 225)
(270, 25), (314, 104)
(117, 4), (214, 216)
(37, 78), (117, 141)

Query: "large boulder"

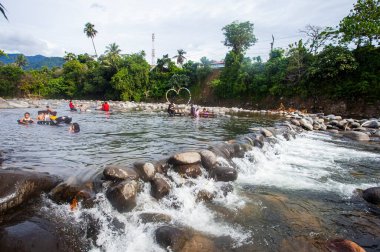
(168, 152), (201, 165)
(50, 181), (95, 208)
(362, 187), (380, 205)
(182, 234), (218, 252)
(362, 120), (380, 129)
(151, 177), (171, 200)
(342, 131), (370, 141)
(326, 238), (366, 252)
(103, 165), (139, 181)
(0, 170), (60, 213)
(134, 162), (156, 182)
(209, 166), (237, 182)
(106, 180), (138, 212)
(299, 119), (313, 131)
(199, 150), (217, 171)
(155, 226), (189, 251)
(174, 164), (202, 178)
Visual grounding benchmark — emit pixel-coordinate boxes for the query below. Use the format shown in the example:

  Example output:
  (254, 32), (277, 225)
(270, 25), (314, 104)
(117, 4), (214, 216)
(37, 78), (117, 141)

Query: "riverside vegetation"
(0, 0), (379, 112)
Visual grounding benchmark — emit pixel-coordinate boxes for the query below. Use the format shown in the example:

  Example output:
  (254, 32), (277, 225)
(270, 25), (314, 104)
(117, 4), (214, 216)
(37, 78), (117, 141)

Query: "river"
(1, 106), (380, 251)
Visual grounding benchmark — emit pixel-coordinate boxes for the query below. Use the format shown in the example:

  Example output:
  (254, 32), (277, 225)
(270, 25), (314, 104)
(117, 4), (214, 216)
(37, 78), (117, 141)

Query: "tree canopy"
(222, 21), (257, 54)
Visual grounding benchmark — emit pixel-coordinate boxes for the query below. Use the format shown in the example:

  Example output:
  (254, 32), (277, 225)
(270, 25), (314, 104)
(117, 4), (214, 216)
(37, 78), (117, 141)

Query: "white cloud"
(0, 0), (356, 61)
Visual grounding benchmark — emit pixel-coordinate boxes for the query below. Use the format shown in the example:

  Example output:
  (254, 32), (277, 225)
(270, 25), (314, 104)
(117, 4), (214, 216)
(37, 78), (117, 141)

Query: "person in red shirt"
(102, 101), (110, 111)
(69, 100), (77, 111)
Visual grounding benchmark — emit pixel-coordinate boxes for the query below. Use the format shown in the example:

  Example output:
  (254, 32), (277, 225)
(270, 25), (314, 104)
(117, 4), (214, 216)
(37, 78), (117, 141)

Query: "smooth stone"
(199, 150), (217, 171)
(106, 180), (137, 212)
(139, 213), (172, 224)
(134, 162), (156, 182)
(299, 119), (313, 131)
(362, 120), (380, 129)
(342, 131), (370, 141)
(261, 128), (273, 137)
(372, 130), (380, 137)
(168, 152), (201, 165)
(349, 122), (361, 128)
(182, 234), (218, 252)
(155, 226), (189, 251)
(103, 165), (139, 181)
(209, 167), (237, 182)
(326, 238), (366, 252)
(0, 170), (60, 213)
(362, 187), (380, 205)
(151, 177), (171, 200)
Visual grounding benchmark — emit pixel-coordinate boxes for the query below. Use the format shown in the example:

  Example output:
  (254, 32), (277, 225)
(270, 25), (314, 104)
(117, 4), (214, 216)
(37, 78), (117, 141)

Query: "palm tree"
(15, 54), (27, 69)
(83, 22), (98, 57)
(172, 49), (187, 66)
(105, 43), (121, 56)
(0, 3), (8, 20)
(0, 49), (7, 57)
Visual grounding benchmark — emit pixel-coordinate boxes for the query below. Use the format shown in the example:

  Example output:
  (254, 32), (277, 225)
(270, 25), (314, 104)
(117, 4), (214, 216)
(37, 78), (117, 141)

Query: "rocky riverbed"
(1, 98), (380, 251)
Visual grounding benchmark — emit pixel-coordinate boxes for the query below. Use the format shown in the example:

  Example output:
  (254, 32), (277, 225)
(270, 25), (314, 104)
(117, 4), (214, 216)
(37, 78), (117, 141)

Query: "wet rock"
(362, 187), (380, 205)
(155, 226), (189, 251)
(261, 128), (273, 137)
(196, 190), (215, 202)
(155, 159), (170, 174)
(182, 234), (218, 252)
(0, 170), (60, 213)
(349, 122), (361, 129)
(299, 119), (313, 131)
(50, 181), (95, 208)
(151, 177), (171, 200)
(0, 217), (87, 252)
(279, 237), (320, 252)
(342, 131), (370, 141)
(372, 130), (380, 137)
(103, 165), (139, 181)
(326, 238), (366, 252)
(106, 180), (137, 212)
(231, 143), (246, 158)
(290, 119), (300, 126)
(362, 120), (380, 129)
(199, 150), (217, 171)
(139, 213), (172, 224)
(254, 138), (264, 148)
(174, 164), (202, 178)
(168, 152), (201, 165)
(134, 162), (156, 182)
(220, 183), (234, 196)
(210, 167), (237, 182)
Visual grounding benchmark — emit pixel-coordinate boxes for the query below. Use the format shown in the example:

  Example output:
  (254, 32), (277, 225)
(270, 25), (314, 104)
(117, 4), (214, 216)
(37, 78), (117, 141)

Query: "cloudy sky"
(0, 0), (356, 62)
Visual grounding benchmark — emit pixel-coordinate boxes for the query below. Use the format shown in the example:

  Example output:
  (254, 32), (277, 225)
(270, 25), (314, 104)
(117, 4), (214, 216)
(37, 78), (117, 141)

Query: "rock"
(210, 167), (237, 182)
(139, 213), (172, 224)
(362, 120), (380, 129)
(261, 128), (273, 137)
(168, 152), (201, 165)
(103, 165), (139, 181)
(372, 130), (380, 137)
(196, 190), (215, 202)
(362, 187), (380, 205)
(349, 122), (361, 129)
(199, 150), (217, 171)
(342, 131), (370, 141)
(50, 181), (95, 208)
(155, 226), (189, 251)
(0, 217), (88, 252)
(0, 170), (60, 213)
(155, 159), (170, 174)
(182, 234), (218, 252)
(326, 238), (366, 252)
(151, 177), (171, 200)
(174, 164), (202, 178)
(299, 119), (313, 131)
(134, 162), (156, 182)
(106, 180), (137, 212)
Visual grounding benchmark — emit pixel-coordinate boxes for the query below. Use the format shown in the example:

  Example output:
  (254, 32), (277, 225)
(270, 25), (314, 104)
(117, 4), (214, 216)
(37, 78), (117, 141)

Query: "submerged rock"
(151, 177), (171, 200)
(342, 131), (370, 141)
(139, 213), (172, 224)
(326, 238), (366, 252)
(210, 167), (237, 182)
(103, 165), (139, 181)
(0, 170), (60, 213)
(196, 190), (215, 202)
(155, 226), (189, 251)
(106, 180), (138, 212)
(362, 187), (380, 205)
(174, 164), (202, 178)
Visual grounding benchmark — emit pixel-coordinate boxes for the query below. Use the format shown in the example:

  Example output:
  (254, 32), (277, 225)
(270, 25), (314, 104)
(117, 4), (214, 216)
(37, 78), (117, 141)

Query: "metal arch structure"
(165, 87), (191, 105)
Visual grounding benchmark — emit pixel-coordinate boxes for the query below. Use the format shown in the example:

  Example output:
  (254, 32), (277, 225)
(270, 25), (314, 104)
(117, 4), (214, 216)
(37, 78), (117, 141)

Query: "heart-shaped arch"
(166, 87), (192, 105)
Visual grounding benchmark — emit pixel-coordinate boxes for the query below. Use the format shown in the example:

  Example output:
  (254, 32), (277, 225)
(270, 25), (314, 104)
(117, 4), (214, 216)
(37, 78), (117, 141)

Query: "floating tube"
(37, 121), (57, 126)
(17, 120), (33, 125)
(56, 116), (72, 124)
(199, 113), (216, 118)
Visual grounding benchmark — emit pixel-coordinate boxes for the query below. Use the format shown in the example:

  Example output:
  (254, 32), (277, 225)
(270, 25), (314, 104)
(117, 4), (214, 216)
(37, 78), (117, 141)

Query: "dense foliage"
(0, 0), (378, 104)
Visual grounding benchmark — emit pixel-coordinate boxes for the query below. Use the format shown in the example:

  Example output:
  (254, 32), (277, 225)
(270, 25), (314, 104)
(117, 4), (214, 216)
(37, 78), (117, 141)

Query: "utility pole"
(152, 33), (156, 66)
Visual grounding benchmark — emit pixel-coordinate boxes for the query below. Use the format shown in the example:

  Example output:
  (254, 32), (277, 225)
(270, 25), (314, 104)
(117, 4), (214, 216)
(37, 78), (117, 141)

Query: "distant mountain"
(0, 54), (64, 70)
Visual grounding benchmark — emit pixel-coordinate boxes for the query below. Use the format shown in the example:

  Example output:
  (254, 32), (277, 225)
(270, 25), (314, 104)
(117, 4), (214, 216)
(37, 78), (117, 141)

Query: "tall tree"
(105, 43), (121, 56)
(83, 22), (98, 57)
(299, 25), (328, 54)
(338, 0), (380, 47)
(222, 21), (257, 54)
(0, 49), (7, 57)
(0, 2), (8, 20)
(172, 49), (187, 66)
(15, 54), (27, 69)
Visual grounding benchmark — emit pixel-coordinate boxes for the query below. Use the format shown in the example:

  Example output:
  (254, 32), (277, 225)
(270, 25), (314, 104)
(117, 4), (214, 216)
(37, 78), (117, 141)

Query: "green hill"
(0, 54), (64, 70)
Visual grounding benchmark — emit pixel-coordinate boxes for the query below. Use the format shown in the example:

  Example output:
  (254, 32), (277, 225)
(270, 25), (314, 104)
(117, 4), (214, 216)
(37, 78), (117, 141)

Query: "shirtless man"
(19, 112), (34, 124)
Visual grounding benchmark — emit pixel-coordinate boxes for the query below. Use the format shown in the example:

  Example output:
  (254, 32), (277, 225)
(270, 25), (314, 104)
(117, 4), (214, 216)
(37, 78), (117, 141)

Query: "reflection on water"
(1, 107), (380, 251)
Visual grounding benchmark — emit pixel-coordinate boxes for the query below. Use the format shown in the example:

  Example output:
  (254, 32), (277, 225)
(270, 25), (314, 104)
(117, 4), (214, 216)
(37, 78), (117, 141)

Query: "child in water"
(69, 123), (80, 133)
(19, 112), (34, 124)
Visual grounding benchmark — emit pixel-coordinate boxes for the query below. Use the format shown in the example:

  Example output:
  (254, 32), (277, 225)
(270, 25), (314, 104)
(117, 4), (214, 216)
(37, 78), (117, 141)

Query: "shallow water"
(1, 107), (380, 251)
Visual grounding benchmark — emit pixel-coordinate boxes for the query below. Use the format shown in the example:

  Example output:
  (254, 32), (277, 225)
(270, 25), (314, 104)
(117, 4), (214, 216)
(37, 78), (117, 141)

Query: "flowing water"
(1, 106), (380, 251)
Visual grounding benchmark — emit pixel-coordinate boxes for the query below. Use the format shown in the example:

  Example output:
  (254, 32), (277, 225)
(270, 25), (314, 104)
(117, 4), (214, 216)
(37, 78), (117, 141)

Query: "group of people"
(19, 105), (80, 133)
(167, 103), (212, 118)
(69, 100), (110, 112)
